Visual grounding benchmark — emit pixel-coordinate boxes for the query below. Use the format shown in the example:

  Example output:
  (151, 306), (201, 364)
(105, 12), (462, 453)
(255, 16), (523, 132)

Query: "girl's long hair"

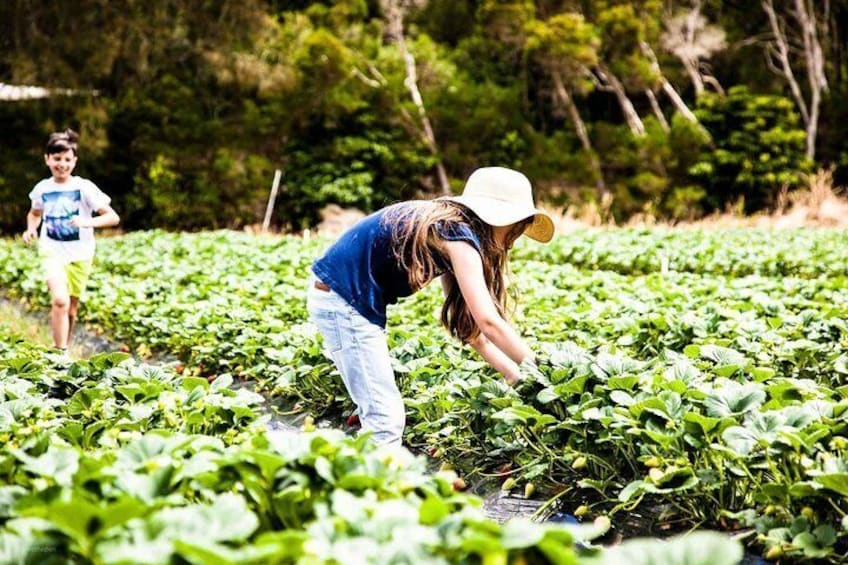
(386, 200), (530, 343)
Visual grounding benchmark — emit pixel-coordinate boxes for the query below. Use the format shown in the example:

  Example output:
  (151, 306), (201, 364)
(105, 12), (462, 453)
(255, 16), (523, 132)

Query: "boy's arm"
(71, 205), (120, 229)
(22, 208), (42, 243)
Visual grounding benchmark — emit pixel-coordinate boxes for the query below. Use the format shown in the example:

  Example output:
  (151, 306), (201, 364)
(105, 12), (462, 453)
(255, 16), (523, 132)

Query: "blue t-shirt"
(312, 202), (482, 327)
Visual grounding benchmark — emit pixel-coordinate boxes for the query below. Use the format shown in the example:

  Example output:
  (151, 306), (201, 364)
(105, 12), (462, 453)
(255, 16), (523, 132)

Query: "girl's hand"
(22, 229), (38, 244)
(69, 216), (92, 228)
(518, 357), (544, 381)
(504, 357), (543, 386)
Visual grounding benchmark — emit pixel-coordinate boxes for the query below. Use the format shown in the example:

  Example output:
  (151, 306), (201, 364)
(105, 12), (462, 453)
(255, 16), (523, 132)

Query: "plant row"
(3, 230), (847, 560)
(0, 328), (748, 564)
(515, 228), (848, 278)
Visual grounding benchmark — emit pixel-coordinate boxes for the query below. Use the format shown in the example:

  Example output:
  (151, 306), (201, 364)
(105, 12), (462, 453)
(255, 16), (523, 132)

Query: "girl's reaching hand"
(22, 228), (38, 244)
(518, 357), (544, 381)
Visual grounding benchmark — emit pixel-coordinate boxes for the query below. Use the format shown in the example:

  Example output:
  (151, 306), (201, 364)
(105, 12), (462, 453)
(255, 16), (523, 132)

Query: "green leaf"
(419, 496), (449, 525)
(13, 446), (79, 486)
(619, 480), (645, 502)
(586, 530), (743, 565)
(499, 518), (546, 549)
(682, 412), (722, 435)
(492, 406), (556, 426)
(814, 474), (848, 497)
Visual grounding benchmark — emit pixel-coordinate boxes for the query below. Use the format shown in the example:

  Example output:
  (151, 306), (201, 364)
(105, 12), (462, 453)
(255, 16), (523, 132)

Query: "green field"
(3, 228), (848, 562)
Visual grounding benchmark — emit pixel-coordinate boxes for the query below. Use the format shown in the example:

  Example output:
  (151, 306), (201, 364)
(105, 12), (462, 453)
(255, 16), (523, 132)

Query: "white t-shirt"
(29, 176), (111, 262)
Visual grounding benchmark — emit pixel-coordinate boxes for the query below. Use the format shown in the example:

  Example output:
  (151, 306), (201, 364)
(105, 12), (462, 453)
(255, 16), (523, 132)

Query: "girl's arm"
(443, 240), (534, 369)
(440, 275), (522, 383)
(469, 333), (524, 384)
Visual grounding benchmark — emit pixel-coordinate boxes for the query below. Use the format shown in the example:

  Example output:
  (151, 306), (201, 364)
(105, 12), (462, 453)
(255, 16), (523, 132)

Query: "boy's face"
(44, 149), (77, 183)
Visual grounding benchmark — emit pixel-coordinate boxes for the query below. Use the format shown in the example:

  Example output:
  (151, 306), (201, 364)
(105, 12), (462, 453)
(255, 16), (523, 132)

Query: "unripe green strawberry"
(765, 546), (784, 560)
(594, 515), (611, 531)
(644, 456), (661, 468)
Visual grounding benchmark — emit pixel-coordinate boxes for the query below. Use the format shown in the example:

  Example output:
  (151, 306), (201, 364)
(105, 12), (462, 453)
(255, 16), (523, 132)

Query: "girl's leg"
(47, 276), (70, 350)
(332, 314), (404, 445)
(307, 283), (405, 446)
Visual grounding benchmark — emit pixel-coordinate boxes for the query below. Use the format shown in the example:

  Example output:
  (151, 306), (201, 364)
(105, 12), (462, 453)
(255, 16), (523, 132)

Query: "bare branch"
(350, 67), (382, 88)
(642, 41), (699, 122)
(661, 1), (726, 97)
(645, 88), (670, 131)
(762, 0), (810, 126)
(382, 0), (450, 193)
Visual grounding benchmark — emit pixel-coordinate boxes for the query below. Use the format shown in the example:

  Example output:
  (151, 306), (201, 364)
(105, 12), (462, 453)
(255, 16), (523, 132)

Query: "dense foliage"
(3, 228), (848, 561)
(0, 303), (746, 563)
(3, 1), (848, 231)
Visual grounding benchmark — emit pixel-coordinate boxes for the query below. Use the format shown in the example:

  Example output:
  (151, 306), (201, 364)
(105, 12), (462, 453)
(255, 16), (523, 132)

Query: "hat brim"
(439, 195), (555, 243)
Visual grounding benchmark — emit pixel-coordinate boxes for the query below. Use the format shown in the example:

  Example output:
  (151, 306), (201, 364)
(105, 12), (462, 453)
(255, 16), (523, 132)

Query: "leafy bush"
(692, 86), (810, 212)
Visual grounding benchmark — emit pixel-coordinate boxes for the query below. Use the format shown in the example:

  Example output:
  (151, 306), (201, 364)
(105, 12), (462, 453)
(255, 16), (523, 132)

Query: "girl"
(307, 167), (554, 446)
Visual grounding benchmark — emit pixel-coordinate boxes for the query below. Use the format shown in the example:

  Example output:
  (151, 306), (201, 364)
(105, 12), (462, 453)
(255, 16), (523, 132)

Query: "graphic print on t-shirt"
(42, 190), (81, 241)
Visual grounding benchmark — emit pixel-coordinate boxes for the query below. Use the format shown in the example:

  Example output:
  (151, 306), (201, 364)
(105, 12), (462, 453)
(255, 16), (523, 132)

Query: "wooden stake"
(262, 169), (282, 233)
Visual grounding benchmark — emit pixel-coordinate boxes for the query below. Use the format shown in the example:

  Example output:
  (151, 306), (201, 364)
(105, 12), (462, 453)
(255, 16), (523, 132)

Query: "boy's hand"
(22, 229), (38, 244)
(69, 216), (92, 228)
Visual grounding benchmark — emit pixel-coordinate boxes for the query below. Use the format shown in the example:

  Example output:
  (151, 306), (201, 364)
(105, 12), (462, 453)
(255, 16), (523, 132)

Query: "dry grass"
(0, 299), (89, 358)
(0, 301), (51, 344)
(543, 168), (848, 231)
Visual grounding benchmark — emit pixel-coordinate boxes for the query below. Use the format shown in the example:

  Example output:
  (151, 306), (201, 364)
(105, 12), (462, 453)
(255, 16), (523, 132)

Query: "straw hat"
(440, 167), (555, 243)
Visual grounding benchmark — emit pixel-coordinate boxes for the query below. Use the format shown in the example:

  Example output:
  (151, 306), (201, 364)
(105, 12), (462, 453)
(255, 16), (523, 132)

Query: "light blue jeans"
(306, 276), (405, 446)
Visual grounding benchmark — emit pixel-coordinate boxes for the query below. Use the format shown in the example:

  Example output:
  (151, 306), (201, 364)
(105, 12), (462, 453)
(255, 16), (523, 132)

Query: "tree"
(525, 11), (608, 198)
(661, 0), (727, 98)
(382, 0), (450, 194)
(588, 1), (658, 137)
(761, 0), (829, 160)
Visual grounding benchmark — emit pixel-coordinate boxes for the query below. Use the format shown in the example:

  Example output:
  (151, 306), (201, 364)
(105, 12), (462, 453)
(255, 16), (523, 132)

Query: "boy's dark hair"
(45, 129), (79, 155)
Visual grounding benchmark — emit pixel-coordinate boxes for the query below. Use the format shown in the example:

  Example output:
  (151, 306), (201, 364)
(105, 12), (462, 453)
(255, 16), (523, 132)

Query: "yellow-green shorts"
(41, 253), (94, 299)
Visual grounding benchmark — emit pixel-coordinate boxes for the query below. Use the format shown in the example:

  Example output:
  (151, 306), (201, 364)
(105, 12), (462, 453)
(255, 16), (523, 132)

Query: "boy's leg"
(40, 251), (70, 350)
(67, 296), (80, 347)
(64, 261), (92, 348)
(46, 276), (70, 350)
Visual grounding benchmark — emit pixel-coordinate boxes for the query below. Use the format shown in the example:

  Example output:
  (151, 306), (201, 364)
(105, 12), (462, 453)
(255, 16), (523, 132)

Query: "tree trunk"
(641, 42), (699, 123)
(645, 88), (670, 131)
(384, 0), (450, 194)
(660, 79), (699, 123)
(762, 0), (828, 160)
(795, 0), (828, 161)
(596, 65), (645, 137)
(682, 58), (705, 98)
(552, 71), (607, 199)
(683, 0), (706, 97)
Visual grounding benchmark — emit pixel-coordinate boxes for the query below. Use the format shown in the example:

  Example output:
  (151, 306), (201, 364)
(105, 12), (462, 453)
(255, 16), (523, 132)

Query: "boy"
(22, 129), (120, 353)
